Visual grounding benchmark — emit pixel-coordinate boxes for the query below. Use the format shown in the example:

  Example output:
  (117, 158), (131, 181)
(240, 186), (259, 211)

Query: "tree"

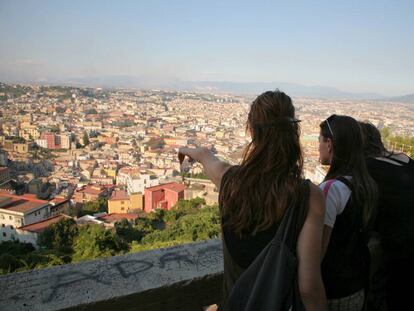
(37, 218), (78, 251)
(72, 224), (128, 262)
(82, 131), (90, 146)
(115, 219), (141, 243)
(81, 198), (107, 216)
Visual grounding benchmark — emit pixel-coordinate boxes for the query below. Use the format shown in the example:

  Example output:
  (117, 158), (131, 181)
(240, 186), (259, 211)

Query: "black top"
(218, 166), (287, 298)
(366, 156), (414, 261)
(321, 177), (370, 299)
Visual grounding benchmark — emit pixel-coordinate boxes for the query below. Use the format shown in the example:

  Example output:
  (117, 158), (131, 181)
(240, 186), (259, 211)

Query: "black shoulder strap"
(275, 179), (310, 252)
(335, 176), (353, 190)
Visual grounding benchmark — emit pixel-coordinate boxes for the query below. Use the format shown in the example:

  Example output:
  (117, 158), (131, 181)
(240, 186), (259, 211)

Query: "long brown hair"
(220, 91), (303, 236)
(359, 121), (390, 158)
(320, 115), (377, 227)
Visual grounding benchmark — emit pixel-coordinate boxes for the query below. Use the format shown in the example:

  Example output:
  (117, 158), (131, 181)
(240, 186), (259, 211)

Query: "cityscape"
(0, 82), (413, 265)
(0, 1), (413, 309)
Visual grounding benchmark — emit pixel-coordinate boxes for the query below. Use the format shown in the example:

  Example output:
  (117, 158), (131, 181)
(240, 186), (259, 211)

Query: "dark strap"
(335, 176), (353, 190)
(273, 179), (310, 253)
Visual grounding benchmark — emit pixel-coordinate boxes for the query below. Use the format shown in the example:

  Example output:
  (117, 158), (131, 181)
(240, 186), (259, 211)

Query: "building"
(13, 143), (29, 153)
(72, 184), (112, 206)
(97, 213), (139, 227)
(126, 173), (159, 195)
(42, 132), (59, 149)
(0, 150), (8, 166)
(0, 167), (11, 185)
(144, 182), (185, 213)
(108, 189), (144, 213)
(59, 134), (71, 149)
(16, 214), (71, 247)
(35, 139), (48, 148)
(0, 193), (51, 242)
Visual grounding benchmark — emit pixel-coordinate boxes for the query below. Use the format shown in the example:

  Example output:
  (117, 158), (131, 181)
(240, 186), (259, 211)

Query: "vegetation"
(0, 198), (220, 275)
(181, 171), (209, 179)
(381, 127), (414, 156)
(111, 120), (135, 128)
(80, 198), (108, 216)
(82, 131), (90, 146)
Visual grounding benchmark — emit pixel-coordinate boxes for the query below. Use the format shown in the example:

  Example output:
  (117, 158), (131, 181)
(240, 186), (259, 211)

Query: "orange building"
(108, 190), (143, 213)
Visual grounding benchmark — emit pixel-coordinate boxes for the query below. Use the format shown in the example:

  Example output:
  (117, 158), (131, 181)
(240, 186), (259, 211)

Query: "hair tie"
(252, 117), (301, 130)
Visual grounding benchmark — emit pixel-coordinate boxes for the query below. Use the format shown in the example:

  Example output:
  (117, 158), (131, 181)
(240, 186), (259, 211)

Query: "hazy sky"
(0, 0), (413, 95)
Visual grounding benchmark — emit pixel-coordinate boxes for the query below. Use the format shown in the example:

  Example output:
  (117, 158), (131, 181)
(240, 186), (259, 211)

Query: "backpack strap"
(335, 176), (353, 190)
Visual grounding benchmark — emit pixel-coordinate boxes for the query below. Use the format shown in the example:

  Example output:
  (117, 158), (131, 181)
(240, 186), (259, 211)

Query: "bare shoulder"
(307, 182), (325, 217)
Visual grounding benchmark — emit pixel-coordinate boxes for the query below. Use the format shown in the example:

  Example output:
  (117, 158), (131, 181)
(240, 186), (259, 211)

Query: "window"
(9, 215), (12, 220)
(0, 214), (4, 219)
(2, 232), (5, 237)
(10, 225), (13, 229)
(1, 224), (4, 227)
(121, 207), (124, 211)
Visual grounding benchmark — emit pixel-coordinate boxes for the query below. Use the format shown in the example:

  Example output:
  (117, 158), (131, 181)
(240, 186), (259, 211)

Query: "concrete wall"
(0, 239), (224, 311)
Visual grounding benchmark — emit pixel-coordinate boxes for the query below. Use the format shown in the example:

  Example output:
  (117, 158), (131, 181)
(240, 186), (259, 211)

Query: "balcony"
(0, 239), (223, 311)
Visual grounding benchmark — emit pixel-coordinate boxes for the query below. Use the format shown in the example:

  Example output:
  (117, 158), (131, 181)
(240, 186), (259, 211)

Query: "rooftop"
(145, 182), (186, 193)
(0, 193), (49, 214)
(18, 214), (70, 233)
(76, 185), (109, 195)
(109, 190), (129, 201)
(97, 213), (139, 223)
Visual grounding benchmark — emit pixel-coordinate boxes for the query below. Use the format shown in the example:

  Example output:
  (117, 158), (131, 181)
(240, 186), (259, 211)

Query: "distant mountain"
(0, 76), (391, 100)
(171, 81), (384, 100)
(48, 76), (385, 100)
(384, 93), (414, 103)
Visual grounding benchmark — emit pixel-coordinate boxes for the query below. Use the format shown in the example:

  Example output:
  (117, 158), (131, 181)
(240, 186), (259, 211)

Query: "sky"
(0, 0), (413, 96)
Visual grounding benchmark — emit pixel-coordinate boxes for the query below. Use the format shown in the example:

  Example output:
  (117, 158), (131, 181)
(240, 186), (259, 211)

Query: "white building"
(16, 214), (70, 247)
(35, 139), (48, 149)
(126, 172), (159, 195)
(0, 193), (51, 242)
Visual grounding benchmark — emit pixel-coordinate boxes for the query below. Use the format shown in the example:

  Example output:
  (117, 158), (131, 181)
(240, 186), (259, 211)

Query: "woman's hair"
(320, 115), (377, 226)
(220, 90), (303, 236)
(358, 121), (389, 158)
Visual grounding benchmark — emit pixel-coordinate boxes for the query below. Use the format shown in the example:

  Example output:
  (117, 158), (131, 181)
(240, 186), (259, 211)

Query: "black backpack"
(220, 180), (310, 311)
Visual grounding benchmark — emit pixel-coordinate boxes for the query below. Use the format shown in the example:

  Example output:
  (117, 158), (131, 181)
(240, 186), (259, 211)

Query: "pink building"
(144, 182), (185, 213)
(42, 132), (59, 149)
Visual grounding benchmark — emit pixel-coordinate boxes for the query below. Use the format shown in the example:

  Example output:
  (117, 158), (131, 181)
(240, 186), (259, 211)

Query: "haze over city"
(1, 0), (413, 96)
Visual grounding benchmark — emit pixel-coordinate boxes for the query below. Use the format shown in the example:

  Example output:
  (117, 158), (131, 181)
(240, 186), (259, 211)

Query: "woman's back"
(366, 155), (414, 260)
(219, 165), (280, 296)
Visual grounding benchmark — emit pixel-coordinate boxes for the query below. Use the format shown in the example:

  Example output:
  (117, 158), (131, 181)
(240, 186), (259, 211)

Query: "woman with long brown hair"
(318, 115), (378, 310)
(179, 90), (327, 310)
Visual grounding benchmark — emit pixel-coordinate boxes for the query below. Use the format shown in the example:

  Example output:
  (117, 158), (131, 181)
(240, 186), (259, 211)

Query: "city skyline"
(1, 0), (413, 96)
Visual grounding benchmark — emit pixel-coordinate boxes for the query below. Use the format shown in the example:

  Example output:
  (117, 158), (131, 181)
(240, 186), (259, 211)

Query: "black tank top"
(321, 177), (370, 299)
(366, 156), (414, 261)
(219, 166), (282, 298)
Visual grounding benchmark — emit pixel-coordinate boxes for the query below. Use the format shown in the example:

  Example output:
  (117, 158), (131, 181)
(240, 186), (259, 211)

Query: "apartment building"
(0, 193), (51, 242)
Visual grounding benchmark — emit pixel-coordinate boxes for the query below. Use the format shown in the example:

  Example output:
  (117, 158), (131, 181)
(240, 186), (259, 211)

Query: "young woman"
(359, 122), (414, 311)
(318, 115), (377, 310)
(179, 90), (327, 310)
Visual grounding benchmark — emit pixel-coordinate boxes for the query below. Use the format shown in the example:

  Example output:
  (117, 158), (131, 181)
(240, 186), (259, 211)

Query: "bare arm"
(178, 147), (230, 188)
(296, 183), (327, 311)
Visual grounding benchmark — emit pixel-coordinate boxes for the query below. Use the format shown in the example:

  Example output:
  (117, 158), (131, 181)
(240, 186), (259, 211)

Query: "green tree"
(82, 198), (107, 216)
(37, 218), (78, 251)
(115, 219), (141, 243)
(82, 131), (90, 146)
(72, 224), (128, 262)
